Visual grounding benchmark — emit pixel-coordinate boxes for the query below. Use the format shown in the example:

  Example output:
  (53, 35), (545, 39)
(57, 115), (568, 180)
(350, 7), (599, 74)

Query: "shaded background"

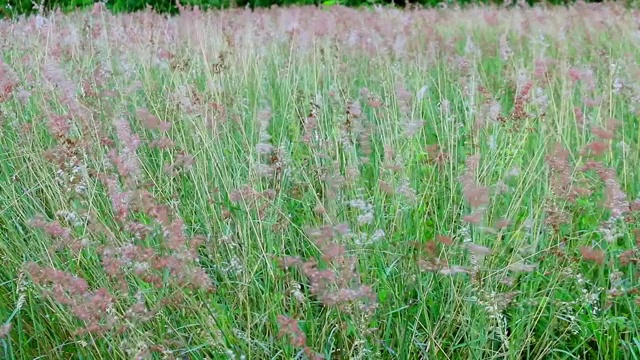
(1, 0), (612, 17)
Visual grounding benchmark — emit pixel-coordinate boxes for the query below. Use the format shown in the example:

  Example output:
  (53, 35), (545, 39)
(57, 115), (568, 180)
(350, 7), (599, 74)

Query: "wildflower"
(367, 94), (383, 108)
(533, 58), (551, 79)
(613, 78), (623, 94)
(279, 256), (303, 270)
(334, 223), (351, 236)
(289, 282), (306, 303)
(396, 179), (418, 204)
(255, 143), (274, 155)
(379, 180), (395, 195)
(29, 216), (72, 239)
(136, 108), (171, 132)
(464, 35), (478, 56)
(302, 113), (318, 144)
(347, 199), (373, 213)
(463, 210), (485, 224)
(416, 85), (429, 101)
(313, 205), (327, 215)
(511, 81), (533, 120)
(591, 126), (615, 140)
(91, 1), (107, 15)
(346, 101), (362, 118)
(47, 113), (72, 139)
(0, 323), (12, 339)
(395, 82), (412, 106)
(620, 250), (636, 266)
(495, 218), (511, 230)
(148, 137), (174, 149)
(0, 60), (19, 102)
(165, 153), (196, 175)
(459, 154), (489, 214)
(439, 266), (470, 276)
(42, 60), (77, 100)
(533, 87), (549, 112)
(255, 163), (274, 177)
(403, 120), (425, 138)
(581, 141), (609, 156)
(574, 107), (585, 127)
(499, 33), (513, 61)
(488, 135), (497, 151)
(436, 235), (453, 246)
(567, 68), (581, 82)
(464, 153), (481, 175)
(466, 243), (491, 256)
(345, 166), (360, 181)
(506, 167), (520, 179)
(26, 263), (117, 335)
(599, 170), (630, 221)
(494, 180), (511, 195)
(111, 118), (142, 180)
(509, 262), (537, 273)
(500, 277), (516, 286)
(579, 246), (605, 265)
(371, 229), (385, 242)
(546, 143), (582, 202)
(277, 315), (324, 359)
(357, 212), (374, 225)
(425, 144), (449, 166)
(100, 175), (132, 221)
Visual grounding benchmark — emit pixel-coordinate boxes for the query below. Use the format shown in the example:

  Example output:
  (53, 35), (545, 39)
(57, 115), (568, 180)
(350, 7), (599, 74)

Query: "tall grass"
(1, 3), (639, 359)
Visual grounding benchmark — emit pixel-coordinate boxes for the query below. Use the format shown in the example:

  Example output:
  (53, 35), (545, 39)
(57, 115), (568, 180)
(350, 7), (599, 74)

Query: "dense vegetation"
(1, 2), (640, 360)
(0, 0), (609, 17)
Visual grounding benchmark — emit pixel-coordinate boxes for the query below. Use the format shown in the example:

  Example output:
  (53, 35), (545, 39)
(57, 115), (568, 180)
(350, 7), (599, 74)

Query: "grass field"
(1, 2), (640, 359)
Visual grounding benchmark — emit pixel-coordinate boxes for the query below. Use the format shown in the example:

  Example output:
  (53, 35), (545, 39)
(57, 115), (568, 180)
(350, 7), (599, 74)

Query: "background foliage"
(0, 0), (595, 17)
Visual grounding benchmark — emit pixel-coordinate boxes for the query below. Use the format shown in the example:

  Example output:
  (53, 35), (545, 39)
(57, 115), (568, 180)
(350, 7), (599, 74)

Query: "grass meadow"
(1, 2), (640, 359)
